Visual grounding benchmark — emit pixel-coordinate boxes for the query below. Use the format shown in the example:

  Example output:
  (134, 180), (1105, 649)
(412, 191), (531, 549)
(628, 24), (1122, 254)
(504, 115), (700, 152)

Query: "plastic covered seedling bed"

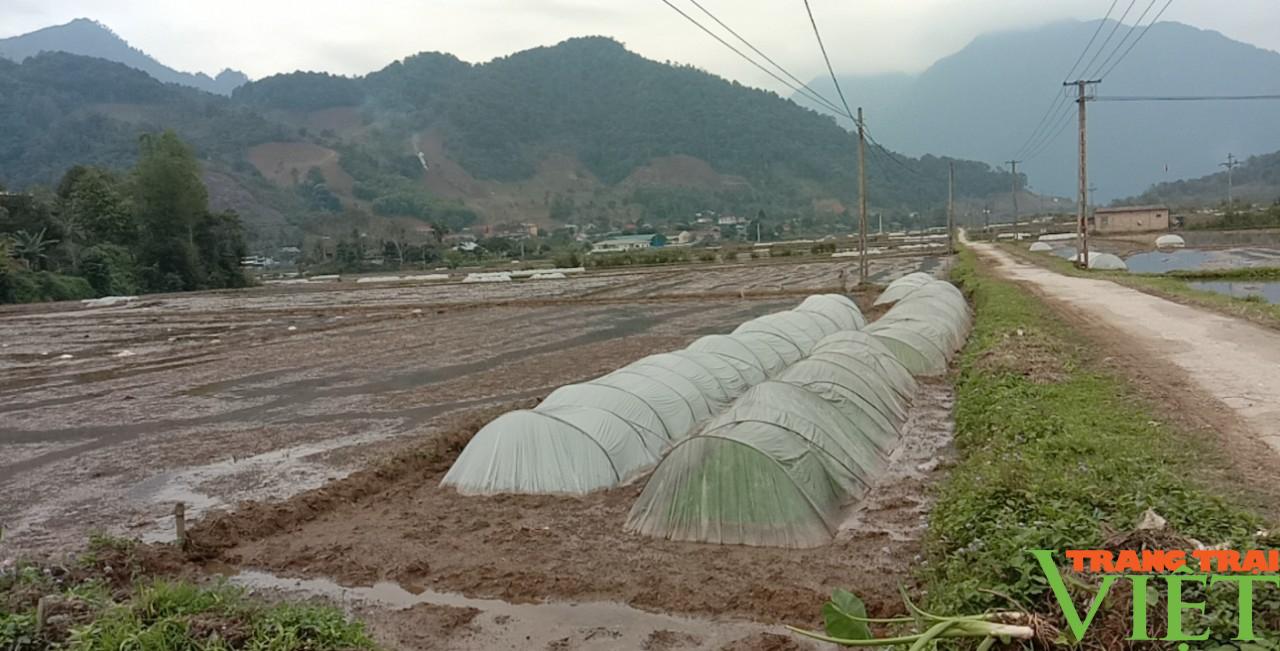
(796, 294), (867, 330)
(684, 334), (774, 384)
(625, 422), (856, 548)
(442, 406), (666, 495)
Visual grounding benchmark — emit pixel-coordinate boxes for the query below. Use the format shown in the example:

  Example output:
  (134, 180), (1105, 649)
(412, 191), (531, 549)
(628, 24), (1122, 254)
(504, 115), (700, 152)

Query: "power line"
(1023, 105), (1077, 161)
(654, 0), (847, 119)
(1087, 0), (1161, 78)
(1020, 98), (1076, 161)
(1012, 0), (1123, 159)
(684, 0), (845, 116)
(801, 0), (858, 124)
(1095, 93), (1280, 102)
(1063, 0), (1120, 82)
(1077, 0), (1138, 78)
(865, 128), (924, 178)
(1097, 0), (1176, 79)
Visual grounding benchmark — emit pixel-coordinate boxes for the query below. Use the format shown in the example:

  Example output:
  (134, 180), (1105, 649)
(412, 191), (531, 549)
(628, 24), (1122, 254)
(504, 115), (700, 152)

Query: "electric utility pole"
(857, 107), (868, 284)
(1065, 79), (1100, 268)
(947, 161), (956, 254)
(1005, 160), (1020, 234)
(1221, 153), (1240, 205)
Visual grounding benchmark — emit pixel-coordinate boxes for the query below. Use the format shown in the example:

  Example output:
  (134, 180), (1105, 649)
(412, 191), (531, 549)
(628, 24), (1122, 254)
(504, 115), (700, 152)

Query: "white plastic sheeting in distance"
(442, 293), (867, 495)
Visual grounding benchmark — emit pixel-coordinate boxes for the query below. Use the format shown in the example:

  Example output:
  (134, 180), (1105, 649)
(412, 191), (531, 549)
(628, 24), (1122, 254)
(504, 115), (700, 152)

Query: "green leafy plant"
(790, 588), (1038, 649)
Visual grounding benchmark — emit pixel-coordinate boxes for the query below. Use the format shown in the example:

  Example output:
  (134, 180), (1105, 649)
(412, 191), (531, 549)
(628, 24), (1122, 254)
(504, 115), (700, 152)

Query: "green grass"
(924, 249), (1273, 643)
(1, 558), (374, 651)
(1008, 244), (1280, 329)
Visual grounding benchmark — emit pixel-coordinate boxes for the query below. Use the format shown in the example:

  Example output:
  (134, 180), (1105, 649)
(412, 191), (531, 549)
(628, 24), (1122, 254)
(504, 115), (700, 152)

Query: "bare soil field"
(1, 255), (949, 650)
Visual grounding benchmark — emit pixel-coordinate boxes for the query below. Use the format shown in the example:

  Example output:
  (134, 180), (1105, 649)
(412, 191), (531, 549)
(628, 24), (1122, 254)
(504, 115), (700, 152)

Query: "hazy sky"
(3, 0), (1278, 88)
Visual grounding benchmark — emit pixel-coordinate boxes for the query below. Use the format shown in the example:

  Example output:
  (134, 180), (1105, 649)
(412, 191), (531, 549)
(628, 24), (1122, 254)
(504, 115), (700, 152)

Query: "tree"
(132, 131), (209, 290)
(194, 211), (249, 288)
(58, 166), (133, 245)
(11, 228), (58, 270)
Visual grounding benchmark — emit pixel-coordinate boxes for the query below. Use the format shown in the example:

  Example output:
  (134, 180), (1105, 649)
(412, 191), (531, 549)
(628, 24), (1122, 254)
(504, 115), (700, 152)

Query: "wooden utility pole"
(1221, 153), (1240, 204)
(947, 162), (956, 254)
(1065, 80), (1100, 268)
(1005, 160), (1020, 233)
(857, 107), (868, 284)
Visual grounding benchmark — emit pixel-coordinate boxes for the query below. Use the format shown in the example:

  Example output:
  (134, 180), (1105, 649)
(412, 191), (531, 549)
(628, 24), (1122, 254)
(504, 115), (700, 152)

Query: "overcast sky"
(3, 0), (1278, 88)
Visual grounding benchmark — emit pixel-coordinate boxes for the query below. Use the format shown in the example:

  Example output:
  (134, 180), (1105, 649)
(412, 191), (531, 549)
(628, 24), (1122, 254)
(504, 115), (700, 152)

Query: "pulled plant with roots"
(789, 588), (1048, 650)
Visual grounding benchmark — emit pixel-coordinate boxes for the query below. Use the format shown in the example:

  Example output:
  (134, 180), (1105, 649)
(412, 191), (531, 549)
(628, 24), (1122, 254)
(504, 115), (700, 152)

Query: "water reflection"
(1124, 248), (1280, 273)
(1189, 281), (1280, 304)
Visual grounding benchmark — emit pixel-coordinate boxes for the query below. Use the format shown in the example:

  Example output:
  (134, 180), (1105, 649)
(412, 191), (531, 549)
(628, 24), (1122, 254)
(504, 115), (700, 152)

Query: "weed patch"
(0, 553), (373, 651)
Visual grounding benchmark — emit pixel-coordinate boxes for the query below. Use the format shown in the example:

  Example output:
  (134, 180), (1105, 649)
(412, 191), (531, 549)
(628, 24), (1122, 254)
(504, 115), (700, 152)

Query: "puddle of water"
(1124, 247), (1280, 274)
(1124, 249), (1222, 273)
(133, 422), (405, 543)
(1189, 281), (1280, 305)
(229, 570), (789, 650)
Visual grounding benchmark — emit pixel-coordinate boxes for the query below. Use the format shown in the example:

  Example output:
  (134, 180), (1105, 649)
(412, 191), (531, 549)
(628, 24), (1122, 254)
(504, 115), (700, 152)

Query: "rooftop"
(1095, 205), (1168, 214)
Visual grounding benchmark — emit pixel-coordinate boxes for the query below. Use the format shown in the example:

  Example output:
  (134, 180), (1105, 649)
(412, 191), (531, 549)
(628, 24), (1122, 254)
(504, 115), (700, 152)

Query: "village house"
(1089, 205), (1170, 234)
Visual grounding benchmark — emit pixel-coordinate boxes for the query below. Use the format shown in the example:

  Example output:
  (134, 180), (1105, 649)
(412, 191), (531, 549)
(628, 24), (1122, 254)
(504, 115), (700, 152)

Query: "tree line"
(1, 131), (249, 304)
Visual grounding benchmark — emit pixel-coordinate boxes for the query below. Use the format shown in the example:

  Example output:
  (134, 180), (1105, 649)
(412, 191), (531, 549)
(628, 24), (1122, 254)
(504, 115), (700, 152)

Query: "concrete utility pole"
(857, 107), (868, 284)
(1005, 160), (1020, 234)
(1065, 79), (1100, 268)
(1221, 153), (1240, 204)
(947, 161), (956, 254)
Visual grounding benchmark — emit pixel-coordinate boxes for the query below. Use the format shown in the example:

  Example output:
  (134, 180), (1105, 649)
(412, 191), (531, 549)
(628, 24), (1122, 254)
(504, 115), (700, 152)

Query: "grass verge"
(0, 535), (374, 651)
(999, 242), (1280, 330)
(924, 249), (1276, 646)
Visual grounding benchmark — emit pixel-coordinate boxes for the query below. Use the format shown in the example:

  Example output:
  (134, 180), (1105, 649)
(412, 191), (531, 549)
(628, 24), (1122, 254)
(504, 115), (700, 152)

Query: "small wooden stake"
(35, 595), (48, 635)
(174, 502), (186, 549)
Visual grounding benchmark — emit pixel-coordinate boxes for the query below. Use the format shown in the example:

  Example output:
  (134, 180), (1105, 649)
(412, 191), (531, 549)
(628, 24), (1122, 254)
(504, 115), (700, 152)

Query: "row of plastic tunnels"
(441, 272), (972, 548)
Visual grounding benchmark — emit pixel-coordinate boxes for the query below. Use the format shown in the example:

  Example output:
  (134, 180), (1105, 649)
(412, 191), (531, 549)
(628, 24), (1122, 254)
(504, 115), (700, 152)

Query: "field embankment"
(923, 249), (1276, 646)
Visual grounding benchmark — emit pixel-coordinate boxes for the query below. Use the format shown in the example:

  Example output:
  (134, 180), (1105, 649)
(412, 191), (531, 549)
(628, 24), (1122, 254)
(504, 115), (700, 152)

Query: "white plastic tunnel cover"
(778, 357), (908, 425)
(812, 332), (919, 399)
(441, 406), (666, 495)
(684, 335), (773, 384)
(538, 383), (671, 439)
(595, 367), (713, 440)
(796, 294), (866, 330)
(874, 272), (936, 306)
(864, 323), (952, 376)
(709, 381), (890, 485)
(625, 352), (746, 407)
(775, 362), (899, 453)
(729, 330), (807, 367)
(624, 417), (860, 548)
(733, 310), (839, 355)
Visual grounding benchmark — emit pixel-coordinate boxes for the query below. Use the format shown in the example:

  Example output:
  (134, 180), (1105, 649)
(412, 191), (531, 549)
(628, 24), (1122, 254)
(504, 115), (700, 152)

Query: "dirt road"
(967, 237), (1280, 461)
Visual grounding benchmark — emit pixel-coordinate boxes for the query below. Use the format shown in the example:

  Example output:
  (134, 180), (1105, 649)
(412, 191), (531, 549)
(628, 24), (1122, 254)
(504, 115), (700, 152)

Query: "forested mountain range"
(0, 19), (247, 95)
(1125, 149), (1280, 207)
(0, 29), (1021, 246)
(798, 19), (1280, 202)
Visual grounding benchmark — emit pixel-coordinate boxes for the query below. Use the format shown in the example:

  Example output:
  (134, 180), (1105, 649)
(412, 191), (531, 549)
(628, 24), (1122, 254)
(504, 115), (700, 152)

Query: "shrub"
(4, 270), (95, 303)
(79, 244), (139, 296)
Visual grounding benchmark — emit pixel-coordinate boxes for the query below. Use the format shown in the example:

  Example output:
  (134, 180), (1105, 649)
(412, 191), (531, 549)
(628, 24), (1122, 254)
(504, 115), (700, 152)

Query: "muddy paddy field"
(1, 255), (952, 650)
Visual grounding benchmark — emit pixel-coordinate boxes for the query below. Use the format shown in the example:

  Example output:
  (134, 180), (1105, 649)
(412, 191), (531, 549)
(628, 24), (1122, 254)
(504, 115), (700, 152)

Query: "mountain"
(0, 36), (1021, 247)
(797, 20), (1280, 202)
(0, 19), (248, 95)
(1125, 149), (1280, 206)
